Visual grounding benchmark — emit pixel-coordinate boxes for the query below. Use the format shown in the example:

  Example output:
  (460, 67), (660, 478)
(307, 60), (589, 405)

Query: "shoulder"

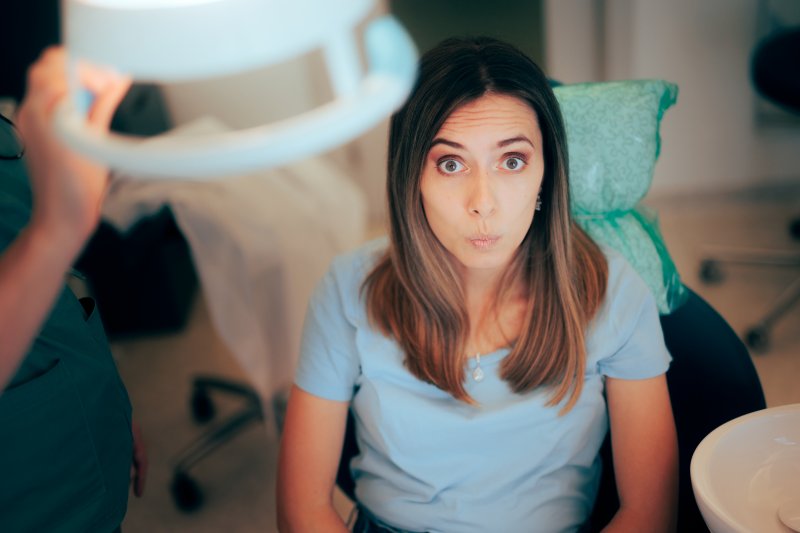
(589, 246), (671, 376)
(329, 236), (389, 285)
(593, 246), (657, 335)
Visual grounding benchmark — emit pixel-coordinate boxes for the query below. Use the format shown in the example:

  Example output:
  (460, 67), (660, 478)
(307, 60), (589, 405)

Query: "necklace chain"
(471, 352), (485, 382)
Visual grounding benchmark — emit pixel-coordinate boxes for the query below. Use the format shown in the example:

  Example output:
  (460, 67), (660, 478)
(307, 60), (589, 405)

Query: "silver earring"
(535, 194), (542, 211)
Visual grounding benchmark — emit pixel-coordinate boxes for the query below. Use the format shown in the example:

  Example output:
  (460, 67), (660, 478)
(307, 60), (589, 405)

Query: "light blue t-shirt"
(295, 238), (671, 533)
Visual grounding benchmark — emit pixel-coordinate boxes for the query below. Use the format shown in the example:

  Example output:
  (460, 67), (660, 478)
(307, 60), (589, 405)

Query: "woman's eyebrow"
(429, 135), (534, 150)
(497, 135), (534, 148)
(430, 138), (464, 150)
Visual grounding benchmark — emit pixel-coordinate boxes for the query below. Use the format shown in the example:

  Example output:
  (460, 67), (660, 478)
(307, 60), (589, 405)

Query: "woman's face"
(420, 93), (545, 277)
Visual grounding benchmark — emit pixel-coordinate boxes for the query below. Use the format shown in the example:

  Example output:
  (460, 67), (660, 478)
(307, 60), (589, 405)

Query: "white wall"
(546, 0), (800, 198)
(160, 55), (320, 130)
(544, 0), (605, 83)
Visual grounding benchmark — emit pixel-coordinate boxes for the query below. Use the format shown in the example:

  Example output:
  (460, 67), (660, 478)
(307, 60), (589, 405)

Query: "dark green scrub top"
(0, 118), (133, 532)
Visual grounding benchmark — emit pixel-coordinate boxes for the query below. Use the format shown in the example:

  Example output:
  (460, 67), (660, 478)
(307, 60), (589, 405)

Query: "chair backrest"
(660, 287), (766, 531)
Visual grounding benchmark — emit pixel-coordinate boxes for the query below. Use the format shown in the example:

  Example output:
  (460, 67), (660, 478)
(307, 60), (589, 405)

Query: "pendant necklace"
(471, 352), (485, 382)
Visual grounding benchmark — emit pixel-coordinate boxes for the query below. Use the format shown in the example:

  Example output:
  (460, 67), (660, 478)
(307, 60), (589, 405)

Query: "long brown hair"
(364, 37), (607, 412)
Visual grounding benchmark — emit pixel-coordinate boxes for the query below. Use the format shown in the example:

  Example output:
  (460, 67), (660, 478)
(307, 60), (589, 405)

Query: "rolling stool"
(699, 246), (800, 351)
(699, 26), (800, 352)
(169, 379), (290, 511)
(170, 378), (263, 511)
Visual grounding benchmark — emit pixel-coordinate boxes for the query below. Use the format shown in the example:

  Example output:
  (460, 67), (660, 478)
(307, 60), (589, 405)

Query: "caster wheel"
(699, 260), (724, 284)
(745, 327), (769, 353)
(191, 387), (215, 423)
(171, 472), (204, 512)
(790, 218), (800, 241)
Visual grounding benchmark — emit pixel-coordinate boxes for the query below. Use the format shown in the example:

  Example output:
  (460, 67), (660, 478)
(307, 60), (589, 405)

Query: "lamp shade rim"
(64, 0), (376, 81)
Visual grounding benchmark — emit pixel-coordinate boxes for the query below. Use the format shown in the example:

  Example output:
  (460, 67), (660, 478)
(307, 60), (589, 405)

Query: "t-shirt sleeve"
(294, 263), (361, 402)
(595, 254), (672, 380)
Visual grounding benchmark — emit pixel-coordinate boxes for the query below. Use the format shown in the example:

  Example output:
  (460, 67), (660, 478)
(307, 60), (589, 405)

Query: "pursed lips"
(468, 234), (500, 249)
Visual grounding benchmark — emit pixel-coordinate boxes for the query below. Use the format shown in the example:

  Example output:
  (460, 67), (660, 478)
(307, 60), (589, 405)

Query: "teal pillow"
(554, 80), (687, 314)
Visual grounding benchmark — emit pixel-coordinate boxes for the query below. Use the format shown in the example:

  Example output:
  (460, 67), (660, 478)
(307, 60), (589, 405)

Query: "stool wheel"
(789, 217), (800, 240)
(745, 326), (769, 353)
(171, 471), (204, 512)
(699, 260), (724, 284)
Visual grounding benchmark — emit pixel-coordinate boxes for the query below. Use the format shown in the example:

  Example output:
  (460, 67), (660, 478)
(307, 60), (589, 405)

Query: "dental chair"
(334, 80), (767, 533)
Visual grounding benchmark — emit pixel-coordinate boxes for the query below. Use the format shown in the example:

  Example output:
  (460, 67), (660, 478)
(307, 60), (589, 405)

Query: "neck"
(462, 266), (526, 355)
(464, 270), (500, 308)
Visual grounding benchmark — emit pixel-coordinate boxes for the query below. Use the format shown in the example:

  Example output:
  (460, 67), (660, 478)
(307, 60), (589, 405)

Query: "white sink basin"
(691, 403), (800, 532)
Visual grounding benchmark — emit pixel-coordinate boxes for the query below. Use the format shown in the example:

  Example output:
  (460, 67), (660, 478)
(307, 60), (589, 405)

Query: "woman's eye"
(437, 159), (465, 174)
(500, 156), (526, 171)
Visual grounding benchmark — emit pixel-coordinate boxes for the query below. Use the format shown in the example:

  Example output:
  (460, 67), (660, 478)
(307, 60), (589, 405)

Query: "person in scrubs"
(0, 47), (146, 532)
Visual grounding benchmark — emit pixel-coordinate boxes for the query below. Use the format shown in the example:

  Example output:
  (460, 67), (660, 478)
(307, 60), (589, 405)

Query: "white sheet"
(101, 118), (367, 398)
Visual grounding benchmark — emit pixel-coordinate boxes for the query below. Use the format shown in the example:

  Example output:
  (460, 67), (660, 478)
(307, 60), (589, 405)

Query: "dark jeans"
(351, 505), (591, 533)
(352, 505), (591, 533)
(352, 506), (424, 533)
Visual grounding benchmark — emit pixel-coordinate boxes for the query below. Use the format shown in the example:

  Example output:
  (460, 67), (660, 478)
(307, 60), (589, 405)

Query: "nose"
(468, 172), (496, 218)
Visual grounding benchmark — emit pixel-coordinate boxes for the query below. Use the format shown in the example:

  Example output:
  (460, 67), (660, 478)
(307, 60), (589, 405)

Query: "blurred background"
(2, 0), (798, 531)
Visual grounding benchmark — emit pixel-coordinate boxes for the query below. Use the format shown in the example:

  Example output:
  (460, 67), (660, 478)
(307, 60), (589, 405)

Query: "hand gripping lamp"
(55, 0), (418, 178)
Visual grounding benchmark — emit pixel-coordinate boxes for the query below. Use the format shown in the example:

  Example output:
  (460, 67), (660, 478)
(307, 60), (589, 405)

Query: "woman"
(277, 37), (677, 532)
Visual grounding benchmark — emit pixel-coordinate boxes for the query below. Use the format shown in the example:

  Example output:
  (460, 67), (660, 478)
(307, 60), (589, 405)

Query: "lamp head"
(57, 0), (418, 178)
(65, 0), (375, 82)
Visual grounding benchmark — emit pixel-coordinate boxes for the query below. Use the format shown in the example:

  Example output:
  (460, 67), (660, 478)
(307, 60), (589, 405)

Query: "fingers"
(77, 63), (132, 130)
(23, 47), (69, 118)
(15, 45), (121, 247)
(21, 45), (131, 132)
(17, 48), (69, 139)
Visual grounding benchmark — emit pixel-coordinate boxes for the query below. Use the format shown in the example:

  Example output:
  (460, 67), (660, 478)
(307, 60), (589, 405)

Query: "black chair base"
(170, 377), (265, 512)
(699, 246), (800, 352)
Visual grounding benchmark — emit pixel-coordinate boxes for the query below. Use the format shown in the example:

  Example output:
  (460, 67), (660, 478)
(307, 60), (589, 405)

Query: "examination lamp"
(55, 0), (418, 178)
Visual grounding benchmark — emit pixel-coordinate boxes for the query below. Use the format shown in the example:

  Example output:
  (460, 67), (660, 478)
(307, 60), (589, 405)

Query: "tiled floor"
(116, 189), (799, 532)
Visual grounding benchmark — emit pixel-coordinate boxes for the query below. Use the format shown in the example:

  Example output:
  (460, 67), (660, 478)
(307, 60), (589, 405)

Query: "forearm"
(605, 457), (679, 533)
(605, 439), (678, 533)
(277, 457), (351, 533)
(0, 223), (83, 388)
(602, 505), (676, 533)
(277, 386), (351, 533)
(605, 375), (679, 533)
(277, 504), (349, 533)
